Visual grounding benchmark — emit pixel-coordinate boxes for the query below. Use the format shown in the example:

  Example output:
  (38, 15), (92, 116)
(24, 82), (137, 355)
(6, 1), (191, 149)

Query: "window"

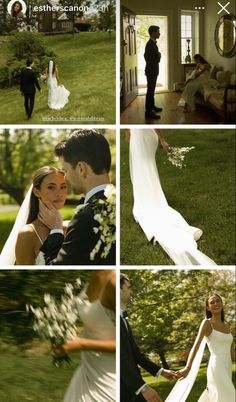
(181, 10), (199, 63)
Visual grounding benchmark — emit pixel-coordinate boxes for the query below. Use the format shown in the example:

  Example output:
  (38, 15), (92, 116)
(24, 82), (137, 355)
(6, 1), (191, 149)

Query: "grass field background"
(0, 348), (235, 402)
(0, 32), (115, 124)
(120, 129), (235, 265)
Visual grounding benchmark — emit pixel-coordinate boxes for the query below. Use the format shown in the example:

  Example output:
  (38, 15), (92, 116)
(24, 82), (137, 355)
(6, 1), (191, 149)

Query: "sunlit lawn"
(0, 32), (115, 124)
(0, 349), (81, 402)
(120, 129), (235, 265)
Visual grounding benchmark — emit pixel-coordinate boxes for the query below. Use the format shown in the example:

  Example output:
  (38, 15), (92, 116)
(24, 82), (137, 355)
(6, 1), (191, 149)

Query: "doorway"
(136, 15), (169, 94)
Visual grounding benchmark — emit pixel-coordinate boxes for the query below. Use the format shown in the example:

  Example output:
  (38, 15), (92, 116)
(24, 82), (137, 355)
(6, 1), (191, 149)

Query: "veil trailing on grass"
(0, 185), (32, 265)
(165, 338), (206, 402)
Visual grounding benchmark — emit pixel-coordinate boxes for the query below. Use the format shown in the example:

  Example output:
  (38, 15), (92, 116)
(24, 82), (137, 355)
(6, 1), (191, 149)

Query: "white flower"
(44, 294), (51, 304)
(167, 146), (195, 169)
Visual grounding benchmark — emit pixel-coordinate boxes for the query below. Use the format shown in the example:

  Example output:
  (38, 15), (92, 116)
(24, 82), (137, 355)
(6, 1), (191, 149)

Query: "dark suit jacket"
(41, 191), (116, 265)
(144, 39), (161, 76)
(120, 317), (161, 402)
(20, 68), (41, 94)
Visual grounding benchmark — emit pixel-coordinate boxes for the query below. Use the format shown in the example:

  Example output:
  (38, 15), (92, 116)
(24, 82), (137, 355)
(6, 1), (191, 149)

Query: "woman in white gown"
(181, 54), (210, 112)
(174, 293), (235, 402)
(0, 166), (67, 265)
(46, 60), (70, 110)
(128, 128), (216, 265)
(53, 270), (116, 402)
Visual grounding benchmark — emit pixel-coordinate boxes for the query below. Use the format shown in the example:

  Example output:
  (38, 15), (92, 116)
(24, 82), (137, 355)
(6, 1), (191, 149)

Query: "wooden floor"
(120, 92), (227, 125)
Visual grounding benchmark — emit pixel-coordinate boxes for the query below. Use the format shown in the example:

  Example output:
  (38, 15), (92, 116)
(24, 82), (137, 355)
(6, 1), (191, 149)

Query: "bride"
(53, 269), (116, 402)
(0, 166), (67, 265)
(166, 293), (235, 402)
(180, 54), (210, 112)
(127, 128), (216, 265)
(45, 60), (70, 110)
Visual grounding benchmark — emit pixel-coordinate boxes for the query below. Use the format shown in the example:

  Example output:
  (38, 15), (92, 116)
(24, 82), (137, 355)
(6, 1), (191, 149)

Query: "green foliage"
(0, 65), (9, 87)
(0, 129), (56, 204)
(0, 32), (56, 87)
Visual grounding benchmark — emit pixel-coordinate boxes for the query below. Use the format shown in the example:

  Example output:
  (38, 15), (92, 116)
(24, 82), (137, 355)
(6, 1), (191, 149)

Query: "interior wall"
(121, 0), (205, 89)
(204, 0), (236, 71)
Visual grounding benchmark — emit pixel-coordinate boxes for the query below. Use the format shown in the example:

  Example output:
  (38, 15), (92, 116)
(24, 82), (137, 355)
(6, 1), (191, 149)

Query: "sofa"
(195, 66), (236, 122)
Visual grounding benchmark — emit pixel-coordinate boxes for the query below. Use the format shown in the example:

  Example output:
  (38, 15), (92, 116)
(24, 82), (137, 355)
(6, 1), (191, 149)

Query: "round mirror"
(214, 14), (236, 58)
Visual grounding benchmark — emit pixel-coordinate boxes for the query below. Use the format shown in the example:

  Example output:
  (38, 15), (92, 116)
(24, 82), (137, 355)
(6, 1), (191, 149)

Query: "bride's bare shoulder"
(17, 224), (36, 238)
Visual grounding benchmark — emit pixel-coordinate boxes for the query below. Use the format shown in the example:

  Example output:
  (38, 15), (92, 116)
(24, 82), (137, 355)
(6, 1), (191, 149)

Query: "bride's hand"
(51, 344), (66, 358)
(161, 140), (170, 154)
(38, 200), (63, 230)
(176, 366), (190, 380)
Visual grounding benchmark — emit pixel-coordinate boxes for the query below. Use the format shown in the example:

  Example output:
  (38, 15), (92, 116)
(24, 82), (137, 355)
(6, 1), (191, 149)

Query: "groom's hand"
(141, 385), (163, 402)
(38, 200), (63, 230)
(161, 369), (178, 380)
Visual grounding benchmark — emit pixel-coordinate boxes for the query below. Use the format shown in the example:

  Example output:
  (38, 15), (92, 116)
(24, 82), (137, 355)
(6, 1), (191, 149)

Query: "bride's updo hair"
(26, 166), (65, 224)
(205, 293), (224, 322)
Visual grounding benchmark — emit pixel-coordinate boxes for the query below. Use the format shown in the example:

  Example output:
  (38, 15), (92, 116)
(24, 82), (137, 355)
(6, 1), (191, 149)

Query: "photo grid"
(0, 0), (235, 401)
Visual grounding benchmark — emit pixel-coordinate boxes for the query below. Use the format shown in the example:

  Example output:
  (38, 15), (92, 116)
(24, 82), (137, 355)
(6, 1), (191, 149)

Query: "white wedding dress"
(166, 324), (235, 402)
(64, 280), (116, 401)
(182, 70), (210, 111)
(129, 129), (216, 265)
(47, 60), (70, 110)
(198, 329), (235, 402)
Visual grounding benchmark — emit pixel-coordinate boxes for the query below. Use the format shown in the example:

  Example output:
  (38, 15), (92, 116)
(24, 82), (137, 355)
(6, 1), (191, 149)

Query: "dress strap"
(208, 319), (214, 330)
(98, 270), (116, 300)
(30, 224), (43, 245)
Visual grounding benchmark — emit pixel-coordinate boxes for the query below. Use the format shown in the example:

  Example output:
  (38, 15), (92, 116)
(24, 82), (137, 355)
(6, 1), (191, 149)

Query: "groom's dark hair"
(26, 59), (33, 66)
(148, 25), (159, 36)
(120, 273), (129, 288)
(55, 129), (111, 174)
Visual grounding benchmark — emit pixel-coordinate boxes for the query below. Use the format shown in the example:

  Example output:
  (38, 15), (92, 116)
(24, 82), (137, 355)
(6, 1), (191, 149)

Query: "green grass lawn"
(0, 349), (81, 402)
(0, 205), (74, 252)
(0, 32), (115, 124)
(144, 362), (236, 401)
(120, 129), (235, 265)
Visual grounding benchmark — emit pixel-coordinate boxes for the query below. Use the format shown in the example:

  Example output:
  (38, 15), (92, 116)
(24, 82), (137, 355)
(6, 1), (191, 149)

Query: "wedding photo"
(120, 128), (235, 266)
(0, 0), (116, 124)
(120, 0), (236, 124)
(0, 268), (116, 401)
(120, 268), (236, 402)
(0, 127), (116, 266)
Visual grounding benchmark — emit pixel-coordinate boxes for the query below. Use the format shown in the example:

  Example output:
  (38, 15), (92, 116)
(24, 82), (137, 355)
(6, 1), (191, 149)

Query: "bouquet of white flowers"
(167, 146), (195, 169)
(90, 184), (116, 261)
(26, 278), (82, 367)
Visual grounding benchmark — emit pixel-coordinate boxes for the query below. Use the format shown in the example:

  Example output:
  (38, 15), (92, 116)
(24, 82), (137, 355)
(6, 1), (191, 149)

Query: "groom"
(144, 26), (162, 120)
(120, 274), (177, 402)
(39, 129), (116, 265)
(20, 59), (41, 119)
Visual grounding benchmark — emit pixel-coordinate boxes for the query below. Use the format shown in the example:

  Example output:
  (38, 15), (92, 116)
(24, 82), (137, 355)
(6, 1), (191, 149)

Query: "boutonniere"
(90, 185), (116, 261)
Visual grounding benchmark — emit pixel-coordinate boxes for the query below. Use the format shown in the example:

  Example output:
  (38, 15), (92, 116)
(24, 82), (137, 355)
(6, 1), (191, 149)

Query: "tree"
(94, 0), (115, 37)
(59, 0), (91, 34)
(0, 129), (56, 204)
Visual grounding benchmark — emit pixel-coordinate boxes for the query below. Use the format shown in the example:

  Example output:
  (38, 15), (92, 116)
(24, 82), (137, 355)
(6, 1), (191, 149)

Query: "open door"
(121, 7), (138, 108)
